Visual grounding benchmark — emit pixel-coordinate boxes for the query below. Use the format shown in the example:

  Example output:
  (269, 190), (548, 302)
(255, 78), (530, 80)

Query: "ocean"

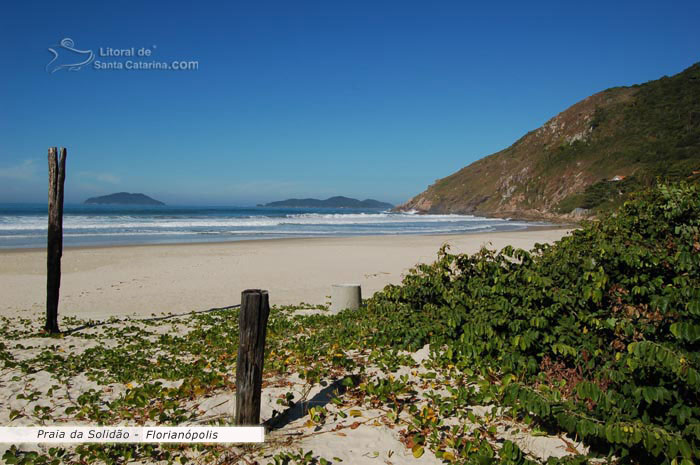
(0, 203), (546, 249)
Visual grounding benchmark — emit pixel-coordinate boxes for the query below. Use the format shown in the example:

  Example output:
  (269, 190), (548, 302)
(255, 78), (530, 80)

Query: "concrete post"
(330, 284), (361, 312)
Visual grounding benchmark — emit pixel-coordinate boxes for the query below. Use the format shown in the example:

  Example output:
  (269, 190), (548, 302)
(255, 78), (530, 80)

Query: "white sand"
(0, 229), (571, 320)
(1, 325), (584, 464)
(0, 228), (582, 463)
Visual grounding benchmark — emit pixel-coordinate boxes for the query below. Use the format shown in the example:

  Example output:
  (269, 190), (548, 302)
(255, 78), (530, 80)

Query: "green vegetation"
(555, 177), (644, 213)
(371, 182), (700, 463)
(3, 183), (699, 464)
(1, 305), (354, 465)
(554, 64), (700, 212)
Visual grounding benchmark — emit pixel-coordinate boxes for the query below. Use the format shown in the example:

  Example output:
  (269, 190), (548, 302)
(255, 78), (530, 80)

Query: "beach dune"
(0, 229), (571, 320)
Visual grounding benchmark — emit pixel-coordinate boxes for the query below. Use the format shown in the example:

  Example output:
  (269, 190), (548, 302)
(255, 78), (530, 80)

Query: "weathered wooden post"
(235, 289), (270, 425)
(46, 147), (66, 334)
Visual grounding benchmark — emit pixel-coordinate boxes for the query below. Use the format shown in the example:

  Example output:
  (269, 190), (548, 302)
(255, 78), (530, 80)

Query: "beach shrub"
(367, 182), (700, 464)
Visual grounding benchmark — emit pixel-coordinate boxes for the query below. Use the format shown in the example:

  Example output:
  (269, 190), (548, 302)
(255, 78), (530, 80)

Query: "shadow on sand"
(61, 304), (240, 336)
(265, 375), (360, 430)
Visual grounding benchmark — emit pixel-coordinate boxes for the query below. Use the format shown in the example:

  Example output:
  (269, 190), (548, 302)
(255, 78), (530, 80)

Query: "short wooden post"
(235, 289), (270, 425)
(46, 147), (66, 334)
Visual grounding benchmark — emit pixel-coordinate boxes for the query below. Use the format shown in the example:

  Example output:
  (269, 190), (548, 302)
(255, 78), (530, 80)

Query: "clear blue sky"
(0, 0), (698, 206)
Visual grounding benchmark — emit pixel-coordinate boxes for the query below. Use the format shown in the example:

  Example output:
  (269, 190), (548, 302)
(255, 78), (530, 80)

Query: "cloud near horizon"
(0, 159), (38, 181)
(76, 171), (121, 185)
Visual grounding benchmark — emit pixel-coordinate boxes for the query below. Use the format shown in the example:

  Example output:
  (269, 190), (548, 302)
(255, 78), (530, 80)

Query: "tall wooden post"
(46, 147), (66, 334)
(235, 289), (270, 425)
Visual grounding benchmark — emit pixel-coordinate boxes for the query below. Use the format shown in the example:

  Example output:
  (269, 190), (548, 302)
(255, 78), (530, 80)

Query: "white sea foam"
(0, 207), (542, 248)
(0, 213), (491, 231)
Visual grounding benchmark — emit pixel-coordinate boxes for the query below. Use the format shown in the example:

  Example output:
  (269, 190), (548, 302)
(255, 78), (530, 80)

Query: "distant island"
(84, 192), (165, 206)
(260, 196), (393, 209)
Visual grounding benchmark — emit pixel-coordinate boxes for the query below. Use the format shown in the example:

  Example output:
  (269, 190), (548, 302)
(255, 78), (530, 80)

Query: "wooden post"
(235, 289), (270, 425)
(46, 147), (66, 334)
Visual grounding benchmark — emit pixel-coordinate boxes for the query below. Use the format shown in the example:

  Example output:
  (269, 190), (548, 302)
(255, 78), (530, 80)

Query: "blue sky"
(0, 1), (698, 206)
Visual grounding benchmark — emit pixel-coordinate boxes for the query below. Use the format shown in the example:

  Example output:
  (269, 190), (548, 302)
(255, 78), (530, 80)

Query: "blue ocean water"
(0, 203), (546, 249)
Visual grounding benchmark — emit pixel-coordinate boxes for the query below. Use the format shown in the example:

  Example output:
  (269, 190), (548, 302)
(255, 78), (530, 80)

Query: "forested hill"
(398, 63), (700, 219)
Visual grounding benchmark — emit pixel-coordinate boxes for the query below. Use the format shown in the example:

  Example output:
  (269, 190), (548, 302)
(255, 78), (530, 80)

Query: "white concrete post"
(330, 284), (362, 312)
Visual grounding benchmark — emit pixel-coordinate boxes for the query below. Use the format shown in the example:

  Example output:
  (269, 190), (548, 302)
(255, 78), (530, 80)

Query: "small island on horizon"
(259, 196), (393, 209)
(84, 192), (165, 206)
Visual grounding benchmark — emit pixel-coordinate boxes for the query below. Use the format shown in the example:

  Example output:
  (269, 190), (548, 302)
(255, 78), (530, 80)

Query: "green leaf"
(412, 445), (424, 458)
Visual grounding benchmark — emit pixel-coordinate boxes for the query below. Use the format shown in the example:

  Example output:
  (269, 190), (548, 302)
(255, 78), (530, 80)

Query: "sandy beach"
(0, 227), (592, 463)
(0, 228), (571, 320)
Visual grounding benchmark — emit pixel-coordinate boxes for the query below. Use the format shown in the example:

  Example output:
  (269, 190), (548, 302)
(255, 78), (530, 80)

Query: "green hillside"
(398, 63), (700, 219)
